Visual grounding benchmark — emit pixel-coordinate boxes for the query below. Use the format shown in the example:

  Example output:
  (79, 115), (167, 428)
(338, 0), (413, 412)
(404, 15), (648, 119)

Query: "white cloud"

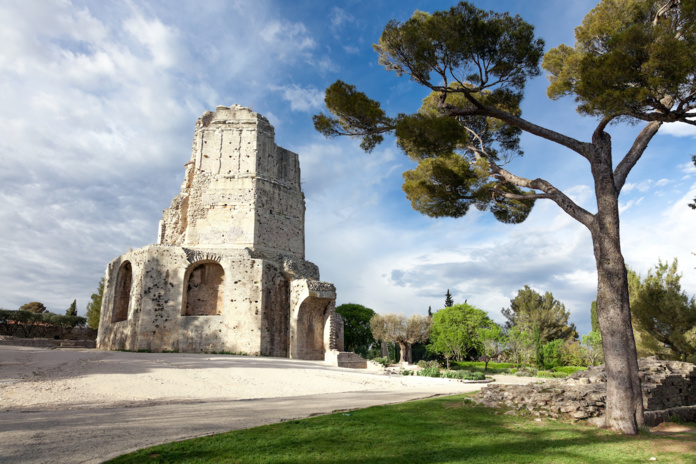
(123, 15), (184, 69)
(0, 1), (331, 312)
(260, 20), (316, 56)
(272, 85), (324, 112)
(330, 7), (355, 31)
(680, 160), (696, 175)
(623, 180), (652, 193)
(660, 122), (696, 138)
(655, 178), (671, 187)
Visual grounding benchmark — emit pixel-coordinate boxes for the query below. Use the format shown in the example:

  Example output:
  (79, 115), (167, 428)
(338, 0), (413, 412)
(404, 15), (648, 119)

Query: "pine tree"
(66, 299), (77, 317)
(86, 278), (104, 330)
(444, 290), (454, 307)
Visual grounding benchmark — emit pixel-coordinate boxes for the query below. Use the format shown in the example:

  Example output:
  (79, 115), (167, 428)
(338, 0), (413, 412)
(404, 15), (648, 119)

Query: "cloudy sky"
(1, 0), (694, 335)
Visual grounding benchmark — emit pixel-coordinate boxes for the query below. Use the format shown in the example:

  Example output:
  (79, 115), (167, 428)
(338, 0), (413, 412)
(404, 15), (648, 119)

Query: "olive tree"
(370, 313), (431, 363)
(313, 0), (696, 433)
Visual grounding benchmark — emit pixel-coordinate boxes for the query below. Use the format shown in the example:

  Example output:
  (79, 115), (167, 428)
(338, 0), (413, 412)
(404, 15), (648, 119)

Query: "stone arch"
(294, 297), (332, 360)
(111, 261), (132, 323)
(183, 261), (224, 316)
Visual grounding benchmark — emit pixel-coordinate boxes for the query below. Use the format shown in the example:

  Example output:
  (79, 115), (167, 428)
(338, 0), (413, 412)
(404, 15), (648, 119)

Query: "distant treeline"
(0, 309), (87, 339)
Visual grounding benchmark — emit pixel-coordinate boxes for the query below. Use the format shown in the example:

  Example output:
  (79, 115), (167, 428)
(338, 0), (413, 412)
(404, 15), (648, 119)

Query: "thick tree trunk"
(397, 341), (409, 364)
(590, 136), (644, 434)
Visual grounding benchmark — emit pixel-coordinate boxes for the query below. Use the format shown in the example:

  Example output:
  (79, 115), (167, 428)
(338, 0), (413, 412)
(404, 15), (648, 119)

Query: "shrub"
(417, 366), (441, 378)
(541, 340), (565, 370)
(535, 371), (555, 378)
(373, 357), (393, 367)
(417, 360), (440, 369)
(552, 366), (587, 375)
(552, 372), (568, 378)
(458, 370), (485, 381)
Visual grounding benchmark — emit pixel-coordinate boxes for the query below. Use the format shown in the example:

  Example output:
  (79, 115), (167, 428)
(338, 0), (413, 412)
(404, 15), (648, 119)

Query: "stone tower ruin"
(97, 105), (344, 360)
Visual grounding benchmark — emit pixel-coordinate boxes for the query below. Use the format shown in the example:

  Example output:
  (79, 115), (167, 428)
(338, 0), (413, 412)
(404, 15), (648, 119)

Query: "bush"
(552, 372), (568, 378)
(417, 360), (440, 369)
(452, 361), (516, 369)
(417, 366), (441, 378)
(458, 370), (485, 381)
(373, 357), (393, 367)
(541, 339), (565, 370)
(514, 367), (537, 377)
(552, 366), (587, 375)
(535, 371), (555, 378)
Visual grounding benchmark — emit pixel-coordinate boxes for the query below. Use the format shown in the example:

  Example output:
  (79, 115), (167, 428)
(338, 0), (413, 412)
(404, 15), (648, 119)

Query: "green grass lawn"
(107, 394), (695, 464)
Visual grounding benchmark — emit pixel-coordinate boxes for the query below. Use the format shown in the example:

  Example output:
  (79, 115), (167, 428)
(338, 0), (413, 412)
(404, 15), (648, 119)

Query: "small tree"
(503, 286), (577, 342)
(631, 259), (696, 361)
(50, 314), (87, 338)
(86, 278), (104, 330)
(19, 302), (47, 314)
(505, 326), (533, 368)
(405, 314), (432, 362)
(477, 324), (505, 371)
(582, 330), (604, 366)
(14, 311), (42, 337)
(428, 303), (492, 369)
(66, 300), (77, 317)
(336, 303), (377, 356)
(0, 309), (19, 336)
(559, 339), (586, 367)
(444, 290), (454, 307)
(370, 314), (430, 364)
(541, 339), (565, 370)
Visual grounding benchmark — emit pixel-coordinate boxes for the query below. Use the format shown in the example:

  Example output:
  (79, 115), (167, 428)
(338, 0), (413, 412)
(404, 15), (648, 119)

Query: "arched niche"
(183, 261), (224, 316)
(111, 261), (132, 323)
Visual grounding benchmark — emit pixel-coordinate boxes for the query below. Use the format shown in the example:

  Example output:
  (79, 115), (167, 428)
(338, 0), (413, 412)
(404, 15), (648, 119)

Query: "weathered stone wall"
(475, 358), (696, 426)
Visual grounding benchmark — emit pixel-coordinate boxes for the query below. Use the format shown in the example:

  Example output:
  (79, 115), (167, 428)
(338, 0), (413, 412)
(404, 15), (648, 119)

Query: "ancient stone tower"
(97, 105), (343, 359)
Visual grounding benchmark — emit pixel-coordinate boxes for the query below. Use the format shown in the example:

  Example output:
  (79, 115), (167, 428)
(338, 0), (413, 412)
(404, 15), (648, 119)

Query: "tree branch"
(614, 121), (662, 192)
(462, 126), (595, 227)
(498, 192), (551, 200)
(442, 102), (592, 159)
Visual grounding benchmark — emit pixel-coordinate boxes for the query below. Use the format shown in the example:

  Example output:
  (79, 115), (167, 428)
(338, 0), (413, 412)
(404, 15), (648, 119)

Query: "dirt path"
(0, 346), (536, 463)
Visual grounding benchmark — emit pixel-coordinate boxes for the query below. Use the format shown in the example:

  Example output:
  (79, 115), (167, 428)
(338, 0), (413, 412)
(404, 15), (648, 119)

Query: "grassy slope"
(107, 395), (695, 464)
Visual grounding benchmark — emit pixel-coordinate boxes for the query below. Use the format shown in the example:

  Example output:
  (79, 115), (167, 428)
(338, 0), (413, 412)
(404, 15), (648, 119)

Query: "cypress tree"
(444, 290), (454, 307)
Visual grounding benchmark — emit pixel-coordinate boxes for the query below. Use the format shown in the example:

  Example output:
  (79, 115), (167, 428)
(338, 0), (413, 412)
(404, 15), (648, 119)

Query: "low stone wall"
(0, 336), (96, 349)
(475, 358), (696, 426)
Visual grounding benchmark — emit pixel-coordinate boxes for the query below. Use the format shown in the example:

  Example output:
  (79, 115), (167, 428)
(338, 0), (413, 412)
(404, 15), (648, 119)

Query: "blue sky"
(0, 0), (694, 335)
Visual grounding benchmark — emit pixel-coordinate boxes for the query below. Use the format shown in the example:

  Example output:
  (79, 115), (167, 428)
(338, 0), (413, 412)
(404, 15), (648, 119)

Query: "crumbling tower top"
(158, 105), (305, 259)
